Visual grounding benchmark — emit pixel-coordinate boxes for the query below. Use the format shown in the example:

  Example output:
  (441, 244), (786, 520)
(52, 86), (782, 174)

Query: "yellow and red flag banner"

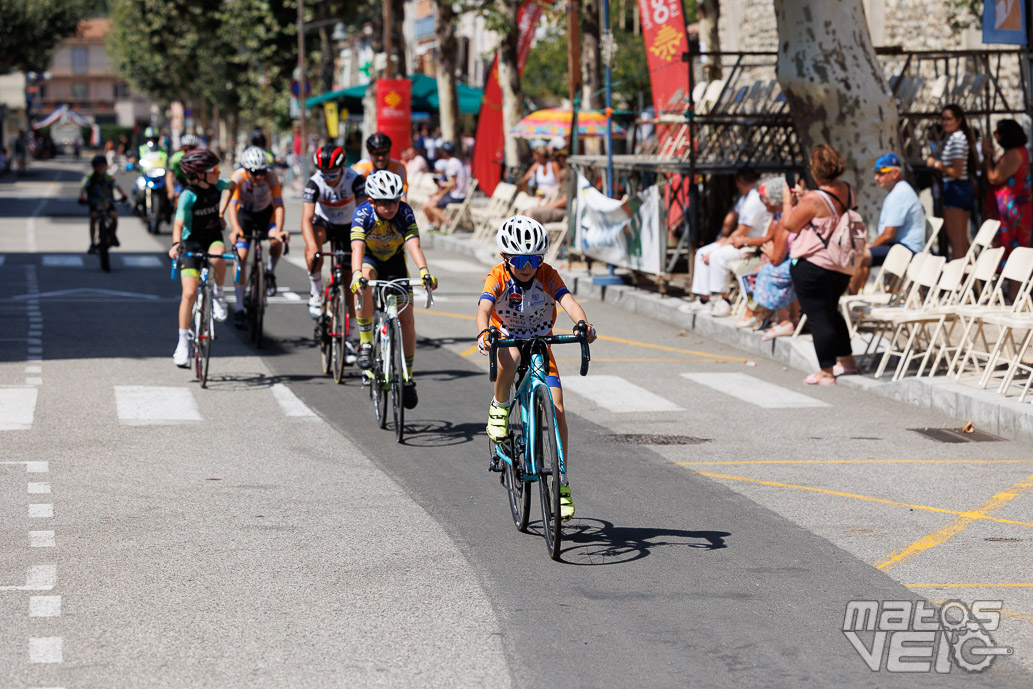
(375, 79), (412, 158)
(637, 0), (690, 114)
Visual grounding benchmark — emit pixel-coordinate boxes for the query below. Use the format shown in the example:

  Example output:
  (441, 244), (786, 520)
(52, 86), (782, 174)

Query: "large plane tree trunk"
(773, 0), (898, 226)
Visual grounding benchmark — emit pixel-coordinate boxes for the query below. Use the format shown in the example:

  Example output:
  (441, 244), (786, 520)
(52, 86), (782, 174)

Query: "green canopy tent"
(305, 74), (483, 115)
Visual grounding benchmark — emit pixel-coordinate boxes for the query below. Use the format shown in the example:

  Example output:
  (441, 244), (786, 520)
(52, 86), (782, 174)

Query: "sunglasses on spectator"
(507, 255), (544, 270)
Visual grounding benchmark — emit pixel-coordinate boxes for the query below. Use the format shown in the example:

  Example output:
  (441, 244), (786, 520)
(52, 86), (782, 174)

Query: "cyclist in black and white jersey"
(301, 144), (366, 318)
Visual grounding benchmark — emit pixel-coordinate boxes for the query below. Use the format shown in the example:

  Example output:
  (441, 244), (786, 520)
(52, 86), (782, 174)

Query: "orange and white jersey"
(479, 262), (570, 338)
(351, 158), (408, 194)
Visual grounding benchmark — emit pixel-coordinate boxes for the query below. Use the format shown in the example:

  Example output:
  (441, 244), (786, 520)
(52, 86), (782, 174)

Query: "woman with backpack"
(783, 144), (863, 386)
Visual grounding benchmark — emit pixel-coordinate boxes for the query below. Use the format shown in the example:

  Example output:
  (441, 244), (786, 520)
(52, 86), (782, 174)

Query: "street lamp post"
(297, 0), (308, 181)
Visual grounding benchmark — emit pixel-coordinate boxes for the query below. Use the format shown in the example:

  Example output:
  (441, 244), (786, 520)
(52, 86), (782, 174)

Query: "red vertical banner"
(376, 79), (412, 159)
(472, 0), (547, 197)
(637, 0), (690, 114)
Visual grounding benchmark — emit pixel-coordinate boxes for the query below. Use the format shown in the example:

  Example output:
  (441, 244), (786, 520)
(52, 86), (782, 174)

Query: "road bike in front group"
(487, 322), (592, 561)
(172, 251), (239, 388)
(311, 237), (354, 384)
(239, 231), (289, 349)
(359, 277), (435, 443)
(95, 202), (117, 273)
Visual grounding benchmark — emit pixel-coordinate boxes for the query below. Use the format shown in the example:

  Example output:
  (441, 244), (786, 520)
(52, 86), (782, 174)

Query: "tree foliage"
(0, 0), (91, 74)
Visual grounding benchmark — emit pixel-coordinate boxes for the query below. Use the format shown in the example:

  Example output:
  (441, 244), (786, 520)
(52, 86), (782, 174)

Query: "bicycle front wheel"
(249, 257), (265, 348)
(534, 384), (562, 560)
(199, 286), (214, 388)
(98, 218), (112, 273)
(500, 429), (530, 531)
(372, 314), (388, 429)
(391, 318), (405, 443)
(331, 290), (346, 384)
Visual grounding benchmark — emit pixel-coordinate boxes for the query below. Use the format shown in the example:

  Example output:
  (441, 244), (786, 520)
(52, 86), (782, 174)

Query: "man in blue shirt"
(849, 153), (927, 294)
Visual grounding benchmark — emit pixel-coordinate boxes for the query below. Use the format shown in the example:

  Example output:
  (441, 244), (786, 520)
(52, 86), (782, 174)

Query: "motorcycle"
(130, 154), (170, 234)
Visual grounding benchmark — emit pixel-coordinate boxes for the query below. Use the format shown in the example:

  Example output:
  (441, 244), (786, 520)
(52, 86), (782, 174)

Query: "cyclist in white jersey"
(301, 144), (366, 318)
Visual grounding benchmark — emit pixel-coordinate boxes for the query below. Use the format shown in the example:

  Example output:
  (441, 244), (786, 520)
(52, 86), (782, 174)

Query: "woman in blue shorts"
(927, 104), (977, 259)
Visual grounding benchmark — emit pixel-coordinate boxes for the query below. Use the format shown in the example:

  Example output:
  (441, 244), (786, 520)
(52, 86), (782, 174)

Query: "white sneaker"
(308, 293), (323, 319)
(213, 296), (228, 322)
(173, 341), (190, 368)
(709, 298), (732, 317)
(679, 298), (710, 314)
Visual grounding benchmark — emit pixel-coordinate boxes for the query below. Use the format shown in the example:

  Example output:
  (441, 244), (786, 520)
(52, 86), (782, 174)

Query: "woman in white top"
(926, 104), (977, 259)
(520, 146), (562, 198)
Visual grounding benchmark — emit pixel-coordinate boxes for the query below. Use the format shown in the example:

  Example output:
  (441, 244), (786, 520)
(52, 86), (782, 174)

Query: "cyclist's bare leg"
(88, 210), (98, 245)
(178, 275), (199, 329)
(493, 347), (519, 403)
(234, 242), (250, 288)
(304, 226), (327, 274)
(357, 264), (378, 319)
(551, 385), (568, 466)
(108, 209), (119, 234)
(209, 245), (227, 286)
(399, 306), (415, 358)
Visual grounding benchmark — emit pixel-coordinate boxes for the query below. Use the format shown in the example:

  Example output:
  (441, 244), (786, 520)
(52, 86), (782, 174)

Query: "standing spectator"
(982, 118), (1032, 270)
(848, 153), (926, 294)
(783, 144), (859, 385)
(0, 147), (9, 174)
(421, 142), (466, 231)
(927, 104), (977, 259)
(684, 167), (769, 316)
(104, 139), (116, 169)
(12, 130), (27, 174)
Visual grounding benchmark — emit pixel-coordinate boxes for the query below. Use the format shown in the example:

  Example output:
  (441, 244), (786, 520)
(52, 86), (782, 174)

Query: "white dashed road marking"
(120, 255), (164, 268)
(29, 596), (61, 618)
(562, 375), (685, 413)
(29, 637), (62, 663)
(29, 504), (53, 518)
(432, 258), (485, 273)
(681, 372), (831, 409)
(114, 385), (202, 425)
(40, 256), (84, 267)
(0, 565), (57, 591)
(29, 531), (55, 548)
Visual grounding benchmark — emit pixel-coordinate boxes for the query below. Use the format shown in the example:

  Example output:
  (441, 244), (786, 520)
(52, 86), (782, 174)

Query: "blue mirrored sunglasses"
(508, 255), (543, 270)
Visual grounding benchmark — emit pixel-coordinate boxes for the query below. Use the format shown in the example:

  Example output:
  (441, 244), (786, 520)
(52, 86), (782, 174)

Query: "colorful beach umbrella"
(510, 108), (627, 140)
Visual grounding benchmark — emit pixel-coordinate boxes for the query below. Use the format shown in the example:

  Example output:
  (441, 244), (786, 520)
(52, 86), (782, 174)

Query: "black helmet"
(250, 129), (267, 148)
(179, 149), (220, 177)
(366, 132), (391, 152)
(312, 144), (346, 172)
(91, 154), (107, 166)
(439, 141), (456, 155)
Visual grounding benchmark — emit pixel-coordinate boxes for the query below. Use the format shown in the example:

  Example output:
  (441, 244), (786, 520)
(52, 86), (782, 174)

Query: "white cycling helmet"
(179, 133), (200, 148)
(366, 170), (404, 200)
(240, 145), (269, 172)
(496, 215), (549, 255)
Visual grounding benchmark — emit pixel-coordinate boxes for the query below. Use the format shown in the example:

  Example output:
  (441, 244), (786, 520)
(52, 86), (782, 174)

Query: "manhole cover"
(909, 427), (1003, 443)
(984, 537), (1022, 543)
(606, 433), (710, 445)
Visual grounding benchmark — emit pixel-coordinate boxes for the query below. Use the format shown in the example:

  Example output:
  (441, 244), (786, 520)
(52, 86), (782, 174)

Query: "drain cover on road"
(909, 427), (1003, 443)
(606, 434), (710, 445)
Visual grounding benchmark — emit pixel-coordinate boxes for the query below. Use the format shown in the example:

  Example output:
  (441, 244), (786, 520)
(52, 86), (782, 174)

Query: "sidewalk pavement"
(420, 231), (1033, 447)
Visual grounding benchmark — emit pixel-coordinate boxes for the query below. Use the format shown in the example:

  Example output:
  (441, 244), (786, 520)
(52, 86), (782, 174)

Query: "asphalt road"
(1, 158), (1031, 687)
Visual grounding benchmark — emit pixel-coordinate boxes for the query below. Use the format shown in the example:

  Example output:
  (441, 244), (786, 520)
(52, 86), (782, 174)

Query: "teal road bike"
(172, 250), (239, 388)
(488, 321), (591, 561)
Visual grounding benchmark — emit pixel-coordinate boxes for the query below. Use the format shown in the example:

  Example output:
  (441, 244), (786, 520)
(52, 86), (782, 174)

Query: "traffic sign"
(289, 79), (311, 97)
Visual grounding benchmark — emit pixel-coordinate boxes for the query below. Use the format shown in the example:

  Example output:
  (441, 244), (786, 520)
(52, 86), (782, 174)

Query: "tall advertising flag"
(472, 0), (547, 196)
(637, 0), (691, 114)
(375, 79), (412, 159)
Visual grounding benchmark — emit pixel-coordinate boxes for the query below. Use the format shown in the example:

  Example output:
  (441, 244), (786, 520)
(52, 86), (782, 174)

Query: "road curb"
(422, 232), (1033, 446)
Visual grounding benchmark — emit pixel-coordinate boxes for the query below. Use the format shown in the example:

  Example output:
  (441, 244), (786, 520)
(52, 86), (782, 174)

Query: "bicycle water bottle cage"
(385, 293), (398, 317)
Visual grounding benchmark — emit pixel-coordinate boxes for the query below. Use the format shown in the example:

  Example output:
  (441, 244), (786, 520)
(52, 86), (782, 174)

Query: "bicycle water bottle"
(385, 293), (398, 318)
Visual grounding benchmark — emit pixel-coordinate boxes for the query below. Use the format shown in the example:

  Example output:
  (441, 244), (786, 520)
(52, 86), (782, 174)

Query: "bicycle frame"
(359, 278), (435, 386)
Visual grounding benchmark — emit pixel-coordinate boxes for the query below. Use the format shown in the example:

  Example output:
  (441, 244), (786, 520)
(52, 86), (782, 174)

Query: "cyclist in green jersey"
(166, 133), (200, 209)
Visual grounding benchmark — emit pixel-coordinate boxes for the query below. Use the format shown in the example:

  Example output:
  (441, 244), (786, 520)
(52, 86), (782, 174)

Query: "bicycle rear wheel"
(191, 292), (204, 381)
(372, 314), (388, 428)
(199, 285), (214, 388)
(499, 430), (530, 531)
(534, 384), (562, 560)
(331, 289), (346, 384)
(98, 218), (112, 272)
(391, 319), (405, 443)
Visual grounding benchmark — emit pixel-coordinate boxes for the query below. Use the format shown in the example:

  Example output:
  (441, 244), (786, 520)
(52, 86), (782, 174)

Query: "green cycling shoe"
(559, 484), (575, 522)
(486, 401), (511, 442)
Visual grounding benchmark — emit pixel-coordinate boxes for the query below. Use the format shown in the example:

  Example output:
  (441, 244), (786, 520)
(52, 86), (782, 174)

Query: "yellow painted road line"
(460, 344), (479, 358)
(557, 357), (730, 363)
(693, 471), (1033, 529)
(929, 601), (1033, 626)
(909, 583), (1033, 588)
(678, 459), (1033, 466)
(414, 307), (475, 321)
(874, 471), (1033, 572)
(597, 333), (749, 362)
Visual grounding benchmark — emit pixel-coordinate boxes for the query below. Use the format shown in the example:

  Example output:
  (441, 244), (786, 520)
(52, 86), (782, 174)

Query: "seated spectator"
(683, 167), (770, 317)
(422, 142), (467, 231)
(519, 146), (562, 198)
(528, 185), (567, 224)
(401, 145), (429, 177)
(848, 153), (925, 294)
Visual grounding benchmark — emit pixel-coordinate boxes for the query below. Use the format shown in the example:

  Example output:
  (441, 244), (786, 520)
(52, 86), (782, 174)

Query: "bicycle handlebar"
(240, 231), (290, 255)
(171, 251), (240, 282)
(357, 277), (436, 311)
(488, 321), (591, 382)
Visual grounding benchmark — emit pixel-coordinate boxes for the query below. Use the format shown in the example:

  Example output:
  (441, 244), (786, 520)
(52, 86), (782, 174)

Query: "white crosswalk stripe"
(562, 375), (684, 413)
(41, 255), (84, 267)
(681, 372), (831, 408)
(113, 386), (202, 425)
(0, 387), (38, 430)
(432, 258), (484, 274)
(120, 256), (164, 268)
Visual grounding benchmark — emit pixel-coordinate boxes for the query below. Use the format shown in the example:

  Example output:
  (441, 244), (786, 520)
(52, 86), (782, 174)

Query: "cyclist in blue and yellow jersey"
(350, 170), (437, 409)
(165, 133), (200, 210)
(79, 154), (128, 253)
(227, 146), (288, 329)
(352, 132), (408, 202)
(302, 144), (366, 319)
(474, 216), (597, 521)
(167, 149), (232, 368)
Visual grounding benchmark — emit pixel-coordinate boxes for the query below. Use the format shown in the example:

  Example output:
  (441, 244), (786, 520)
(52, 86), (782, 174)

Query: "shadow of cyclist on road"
(552, 517), (730, 565)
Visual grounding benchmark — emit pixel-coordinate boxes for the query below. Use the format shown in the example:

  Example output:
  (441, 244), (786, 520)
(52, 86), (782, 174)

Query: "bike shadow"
(398, 420), (487, 447)
(544, 517), (730, 566)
